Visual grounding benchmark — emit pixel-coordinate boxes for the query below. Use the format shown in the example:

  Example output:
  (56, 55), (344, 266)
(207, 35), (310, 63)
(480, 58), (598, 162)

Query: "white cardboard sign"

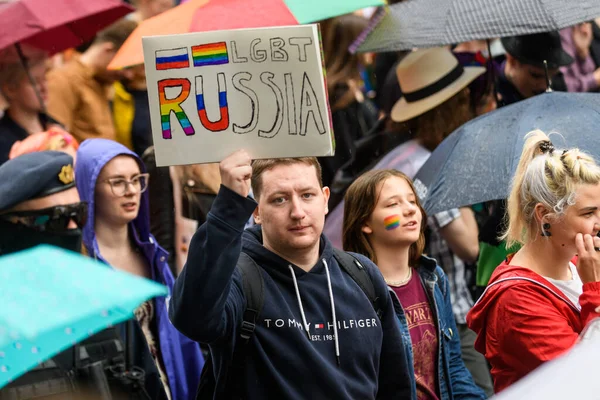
(142, 24), (334, 166)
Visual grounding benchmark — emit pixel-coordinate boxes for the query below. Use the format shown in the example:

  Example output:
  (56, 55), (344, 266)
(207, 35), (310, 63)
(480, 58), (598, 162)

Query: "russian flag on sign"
(155, 47), (190, 70)
(315, 323), (324, 329)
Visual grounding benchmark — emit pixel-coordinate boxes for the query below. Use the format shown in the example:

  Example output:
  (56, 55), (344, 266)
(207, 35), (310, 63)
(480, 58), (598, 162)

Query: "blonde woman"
(468, 130), (600, 393)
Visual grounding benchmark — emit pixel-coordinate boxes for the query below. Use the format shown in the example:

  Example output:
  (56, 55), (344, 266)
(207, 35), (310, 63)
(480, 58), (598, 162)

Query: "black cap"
(502, 31), (574, 69)
(0, 151), (75, 212)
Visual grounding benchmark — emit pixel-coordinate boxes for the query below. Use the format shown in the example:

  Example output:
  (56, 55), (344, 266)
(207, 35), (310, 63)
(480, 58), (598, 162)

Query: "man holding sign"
(169, 150), (411, 399)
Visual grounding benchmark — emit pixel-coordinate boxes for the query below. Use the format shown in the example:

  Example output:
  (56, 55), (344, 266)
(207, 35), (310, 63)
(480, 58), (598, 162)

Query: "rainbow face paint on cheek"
(384, 215), (400, 230)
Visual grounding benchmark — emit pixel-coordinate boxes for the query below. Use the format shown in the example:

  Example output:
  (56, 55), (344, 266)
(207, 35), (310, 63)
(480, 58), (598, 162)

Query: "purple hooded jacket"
(75, 138), (204, 400)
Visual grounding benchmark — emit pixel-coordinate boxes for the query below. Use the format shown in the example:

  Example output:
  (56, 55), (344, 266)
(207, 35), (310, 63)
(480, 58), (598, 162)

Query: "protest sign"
(142, 24), (334, 166)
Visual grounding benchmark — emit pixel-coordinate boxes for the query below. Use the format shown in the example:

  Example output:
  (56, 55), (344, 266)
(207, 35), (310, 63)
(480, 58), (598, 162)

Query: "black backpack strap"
(196, 252), (265, 400)
(236, 252), (265, 343)
(333, 249), (383, 320)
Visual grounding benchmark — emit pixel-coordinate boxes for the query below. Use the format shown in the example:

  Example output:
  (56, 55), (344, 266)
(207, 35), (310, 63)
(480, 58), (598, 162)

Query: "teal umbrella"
(0, 245), (168, 388)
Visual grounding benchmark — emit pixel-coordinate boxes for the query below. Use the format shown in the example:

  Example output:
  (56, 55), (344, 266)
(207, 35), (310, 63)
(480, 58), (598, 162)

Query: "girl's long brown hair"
(342, 169), (427, 266)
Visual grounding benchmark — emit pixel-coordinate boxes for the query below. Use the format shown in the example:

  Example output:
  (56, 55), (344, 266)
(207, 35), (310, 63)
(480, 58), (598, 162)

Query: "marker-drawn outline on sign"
(232, 72), (258, 134)
(230, 40), (248, 63)
(289, 37), (313, 62)
(192, 42), (229, 67)
(299, 72), (326, 136)
(284, 72), (298, 135)
(250, 38), (267, 63)
(270, 37), (289, 62)
(158, 78), (194, 139)
(195, 73), (229, 132)
(155, 47), (190, 70)
(258, 71), (283, 138)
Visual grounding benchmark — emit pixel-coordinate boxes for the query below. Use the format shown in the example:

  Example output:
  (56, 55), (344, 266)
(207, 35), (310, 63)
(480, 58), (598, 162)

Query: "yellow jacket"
(112, 81), (134, 150)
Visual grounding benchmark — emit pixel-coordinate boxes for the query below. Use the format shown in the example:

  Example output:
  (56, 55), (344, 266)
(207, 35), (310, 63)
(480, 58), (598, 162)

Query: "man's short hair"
(92, 18), (138, 50)
(0, 45), (47, 92)
(251, 157), (323, 199)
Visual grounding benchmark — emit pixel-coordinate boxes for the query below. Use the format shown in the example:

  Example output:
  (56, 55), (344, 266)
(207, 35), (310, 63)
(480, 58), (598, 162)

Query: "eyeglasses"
(103, 173), (150, 197)
(1, 202), (88, 232)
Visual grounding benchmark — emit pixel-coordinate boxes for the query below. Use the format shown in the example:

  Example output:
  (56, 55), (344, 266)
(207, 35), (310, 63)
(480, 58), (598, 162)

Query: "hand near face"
(219, 150), (252, 198)
(575, 232), (600, 284)
(573, 23), (593, 60)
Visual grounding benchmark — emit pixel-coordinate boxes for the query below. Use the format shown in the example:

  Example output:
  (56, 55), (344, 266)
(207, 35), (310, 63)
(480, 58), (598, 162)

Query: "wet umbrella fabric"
(413, 92), (600, 215)
(0, 0), (133, 54)
(352, 0), (600, 53)
(0, 245), (168, 388)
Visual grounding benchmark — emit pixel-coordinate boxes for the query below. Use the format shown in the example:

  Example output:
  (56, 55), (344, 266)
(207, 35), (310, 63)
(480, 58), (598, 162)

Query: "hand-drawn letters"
(157, 70), (324, 139)
(143, 25), (333, 165)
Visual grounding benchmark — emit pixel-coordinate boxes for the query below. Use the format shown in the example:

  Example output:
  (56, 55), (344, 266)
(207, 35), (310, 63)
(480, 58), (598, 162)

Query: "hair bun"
(538, 140), (555, 154)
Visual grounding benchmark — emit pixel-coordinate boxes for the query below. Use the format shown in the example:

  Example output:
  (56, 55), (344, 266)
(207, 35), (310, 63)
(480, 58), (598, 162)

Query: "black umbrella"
(412, 92), (600, 214)
(351, 0), (600, 53)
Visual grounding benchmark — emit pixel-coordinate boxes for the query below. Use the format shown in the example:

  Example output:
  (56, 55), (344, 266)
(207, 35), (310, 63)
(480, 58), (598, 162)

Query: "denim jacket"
(390, 255), (486, 400)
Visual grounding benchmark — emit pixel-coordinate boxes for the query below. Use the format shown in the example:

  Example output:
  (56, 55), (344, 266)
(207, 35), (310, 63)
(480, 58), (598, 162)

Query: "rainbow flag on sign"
(155, 47), (190, 70)
(192, 42), (229, 67)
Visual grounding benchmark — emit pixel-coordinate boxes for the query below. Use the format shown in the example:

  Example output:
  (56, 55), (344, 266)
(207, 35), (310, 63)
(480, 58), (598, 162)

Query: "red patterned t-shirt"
(391, 271), (440, 400)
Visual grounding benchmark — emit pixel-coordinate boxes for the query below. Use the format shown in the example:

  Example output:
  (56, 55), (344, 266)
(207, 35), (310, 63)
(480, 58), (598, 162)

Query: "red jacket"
(467, 257), (600, 393)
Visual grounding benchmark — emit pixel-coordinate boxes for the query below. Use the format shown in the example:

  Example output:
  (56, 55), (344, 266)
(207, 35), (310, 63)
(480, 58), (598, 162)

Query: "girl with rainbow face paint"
(342, 169), (425, 267)
(342, 169), (485, 400)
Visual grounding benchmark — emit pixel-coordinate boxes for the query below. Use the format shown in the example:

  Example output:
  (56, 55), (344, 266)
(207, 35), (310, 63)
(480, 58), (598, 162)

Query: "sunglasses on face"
(1, 202), (88, 232)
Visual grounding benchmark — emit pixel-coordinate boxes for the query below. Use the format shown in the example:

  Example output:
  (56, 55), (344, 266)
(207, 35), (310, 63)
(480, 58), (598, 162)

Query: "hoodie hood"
(75, 138), (151, 258)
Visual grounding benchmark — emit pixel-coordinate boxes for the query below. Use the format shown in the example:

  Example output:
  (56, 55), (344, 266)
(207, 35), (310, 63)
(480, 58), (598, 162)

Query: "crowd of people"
(1, 0), (600, 399)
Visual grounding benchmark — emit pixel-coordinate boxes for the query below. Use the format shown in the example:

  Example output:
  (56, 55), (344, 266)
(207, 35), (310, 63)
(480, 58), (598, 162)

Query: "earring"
(541, 223), (552, 237)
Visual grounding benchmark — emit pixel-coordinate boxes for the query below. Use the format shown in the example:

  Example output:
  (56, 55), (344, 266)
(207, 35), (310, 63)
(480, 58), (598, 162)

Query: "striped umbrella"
(109, 0), (384, 69)
(351, 0), (600, 53)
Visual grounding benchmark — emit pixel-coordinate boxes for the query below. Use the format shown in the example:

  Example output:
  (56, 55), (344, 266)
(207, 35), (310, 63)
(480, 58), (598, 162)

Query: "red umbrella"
(0, 0), (133, 54)
(0, 0), (133, 113)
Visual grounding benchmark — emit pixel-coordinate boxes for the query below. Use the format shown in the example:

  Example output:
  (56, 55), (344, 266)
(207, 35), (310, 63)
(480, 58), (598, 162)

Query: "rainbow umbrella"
(0, 245), (168, 387)
(108, 0), (384, 69)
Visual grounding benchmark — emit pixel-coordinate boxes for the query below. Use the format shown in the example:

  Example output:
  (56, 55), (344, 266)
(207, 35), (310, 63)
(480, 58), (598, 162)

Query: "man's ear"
(97, 42), (116, 62)
(505, 53), (516, 67)
(101, 42), (115, 53)
(1, 81), (17, 101)
(253, 205), (261, 224)
(322, 186), (330, 215)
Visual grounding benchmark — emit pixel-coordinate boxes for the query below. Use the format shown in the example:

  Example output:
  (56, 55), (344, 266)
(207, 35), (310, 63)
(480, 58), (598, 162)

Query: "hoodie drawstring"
(288, 259), (341, 367)
(289, 265), (312, 341)
(323, 259), (340, 366)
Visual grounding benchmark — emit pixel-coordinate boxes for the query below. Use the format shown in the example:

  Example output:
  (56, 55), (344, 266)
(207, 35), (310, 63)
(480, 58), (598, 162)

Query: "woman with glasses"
(75, 138), (204, 400)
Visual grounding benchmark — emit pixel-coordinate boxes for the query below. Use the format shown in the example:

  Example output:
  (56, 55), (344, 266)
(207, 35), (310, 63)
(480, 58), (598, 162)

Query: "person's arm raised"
(168, 150), (257, 343)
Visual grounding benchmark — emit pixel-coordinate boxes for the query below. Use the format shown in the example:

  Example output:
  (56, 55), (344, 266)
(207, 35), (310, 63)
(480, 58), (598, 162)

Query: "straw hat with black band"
(391, 47), (486, 123)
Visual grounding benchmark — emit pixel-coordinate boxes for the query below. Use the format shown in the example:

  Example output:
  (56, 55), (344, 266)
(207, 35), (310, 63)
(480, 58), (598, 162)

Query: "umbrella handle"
(14, 43), (47, 114)
(486, 39), (500, 105)
(543, 60), (553, 93)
